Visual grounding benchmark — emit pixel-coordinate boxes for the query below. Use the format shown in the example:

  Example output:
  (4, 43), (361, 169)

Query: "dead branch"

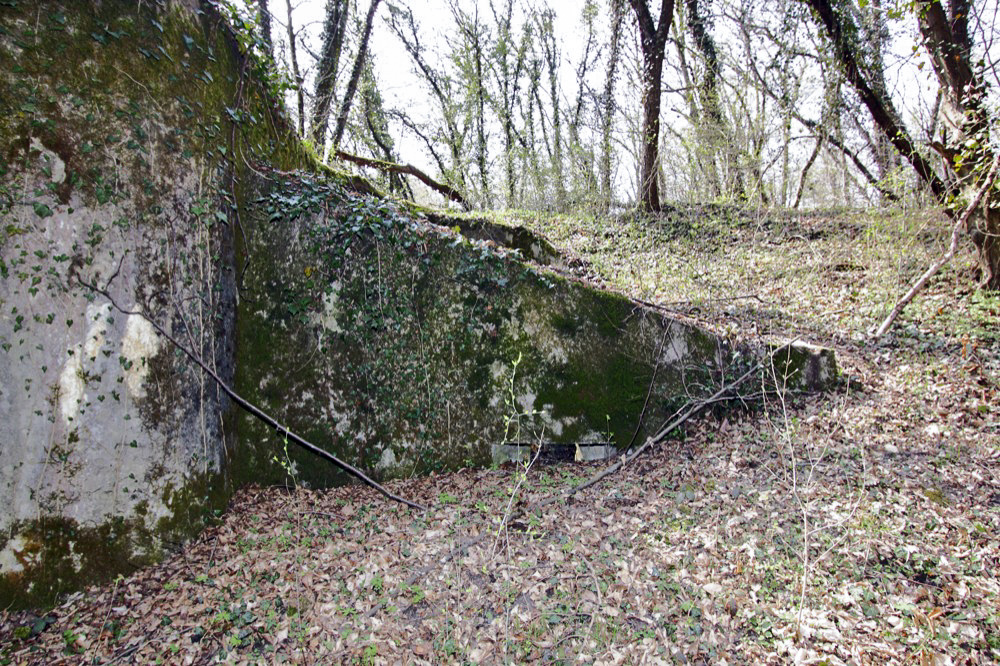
(335, 150), (470, 209)
(535, 356), (764, 508)
(874, 154), (1000, 337)
(78, 277), (428, 512)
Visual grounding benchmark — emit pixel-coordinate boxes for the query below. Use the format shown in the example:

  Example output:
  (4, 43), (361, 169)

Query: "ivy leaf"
(33, 202), (53, 218)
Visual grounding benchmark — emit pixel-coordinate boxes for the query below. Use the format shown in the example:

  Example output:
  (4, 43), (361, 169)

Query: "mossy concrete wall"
(0, 0), (836, 610)
(233, 176), (747, 487)
(0, 0), (313, 608)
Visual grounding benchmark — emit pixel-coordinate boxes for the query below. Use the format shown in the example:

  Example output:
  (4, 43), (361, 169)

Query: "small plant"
(438, 492), (459, 504)
(61, 629), (81, 654)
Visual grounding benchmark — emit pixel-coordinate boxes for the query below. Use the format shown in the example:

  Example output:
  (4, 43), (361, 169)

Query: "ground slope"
(1, 208), (996, 664)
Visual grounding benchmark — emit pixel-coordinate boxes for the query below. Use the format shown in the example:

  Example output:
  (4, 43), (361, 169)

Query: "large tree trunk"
(628, 0), (675, 212)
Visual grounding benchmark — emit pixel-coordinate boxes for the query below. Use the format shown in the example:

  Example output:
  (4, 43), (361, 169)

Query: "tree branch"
(77, 277), (428, 512)
(335, 150), (470, 209)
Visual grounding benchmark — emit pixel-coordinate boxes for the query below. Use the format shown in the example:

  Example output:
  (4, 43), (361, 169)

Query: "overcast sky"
(262, 0), (999, 205)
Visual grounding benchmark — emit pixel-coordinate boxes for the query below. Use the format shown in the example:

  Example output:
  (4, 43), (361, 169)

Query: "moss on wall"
(0, 0), (318, 609)
(231, 176), (740, 486)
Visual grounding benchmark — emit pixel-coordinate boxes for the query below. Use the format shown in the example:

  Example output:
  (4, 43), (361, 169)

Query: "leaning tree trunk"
(806, 0), (999, 288)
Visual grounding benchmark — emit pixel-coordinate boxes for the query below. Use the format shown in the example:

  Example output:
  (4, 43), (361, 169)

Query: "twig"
(77, 278), (428, 512)
(875, 154), (1000, 337)
(534, 357), (766, 509)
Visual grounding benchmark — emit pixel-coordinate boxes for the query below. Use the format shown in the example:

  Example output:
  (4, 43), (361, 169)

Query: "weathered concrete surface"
(0, 0), (837, 609)
(0, 0), (313, 607)
(233, 177), (755, 487)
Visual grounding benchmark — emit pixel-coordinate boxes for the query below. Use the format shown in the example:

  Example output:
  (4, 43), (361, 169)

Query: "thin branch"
(77, 277), (428, 512)
(874, 154), (1000, 337)
(535, 355), (766, 508)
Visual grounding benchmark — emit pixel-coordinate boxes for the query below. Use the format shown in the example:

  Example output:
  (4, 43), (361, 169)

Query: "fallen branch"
(404, 352), (772, 584)
(335, 150), (470, 209)
(535, 357), (764, 508)
(78, 277), (428, 512)
(874, 154), (1000, 337)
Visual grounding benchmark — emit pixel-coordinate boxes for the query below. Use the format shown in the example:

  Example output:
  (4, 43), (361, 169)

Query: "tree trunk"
(331, 0), (383, 151)
(686, 0), (732, 198)
(537, 10), (564, 210)
(310, 0), (351, 147)
(284, 0), (305, 137)
(256, 0), (272, 56)
(600, 0), (624, 211)
(628, 0), (675, 212)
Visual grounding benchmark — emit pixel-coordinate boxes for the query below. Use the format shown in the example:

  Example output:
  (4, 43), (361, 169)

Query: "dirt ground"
(2, 207), (998, 664)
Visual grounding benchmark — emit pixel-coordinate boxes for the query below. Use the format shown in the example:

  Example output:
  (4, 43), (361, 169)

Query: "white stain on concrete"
(660, 331), (689, 364)
(312, 281), (343, 334)
(378, 447), (397, 470)
(517, 390), (537, 414)
(83, 303), (111, 360)
(0, 535), (29, 574)
(58, 345), (84, 423)
(121, 313), (160, 398)
(30, 137), (66, 184)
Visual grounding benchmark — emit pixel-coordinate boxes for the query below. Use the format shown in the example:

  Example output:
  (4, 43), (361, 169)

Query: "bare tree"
(310, 0), (351, 148)
(600, 0), (626, 210)
(488, 0), (530, 208)
(386, 4), (469, 193)
(628, 0), (675, 212)
(531, 9), (568, 210)
(285, 0), (305, 136)
(331, 0), (383, 150)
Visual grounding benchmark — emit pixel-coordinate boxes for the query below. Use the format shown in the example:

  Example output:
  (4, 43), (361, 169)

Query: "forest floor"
(2, 206), (1000, 665)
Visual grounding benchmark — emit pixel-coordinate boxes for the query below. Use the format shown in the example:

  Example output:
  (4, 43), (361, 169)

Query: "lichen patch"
(0, 535), (29, 574)
(29, 137), (66, 184)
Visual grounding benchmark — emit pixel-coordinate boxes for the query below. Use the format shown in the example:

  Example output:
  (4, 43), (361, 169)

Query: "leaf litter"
(2, 208), (999, 664)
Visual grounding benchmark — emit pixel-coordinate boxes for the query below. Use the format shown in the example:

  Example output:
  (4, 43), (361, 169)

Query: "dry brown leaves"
(2, 209), (999, 664)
